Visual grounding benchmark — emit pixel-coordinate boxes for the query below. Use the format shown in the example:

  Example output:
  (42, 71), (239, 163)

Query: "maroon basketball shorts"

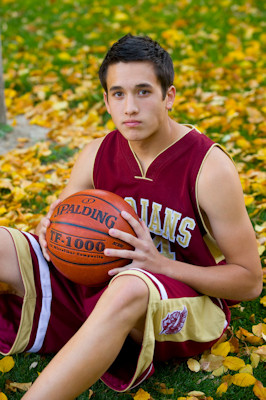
(0, 228), (230, 392)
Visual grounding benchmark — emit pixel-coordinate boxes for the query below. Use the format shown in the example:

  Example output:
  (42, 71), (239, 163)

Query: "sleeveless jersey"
(93, 128), (225, 268)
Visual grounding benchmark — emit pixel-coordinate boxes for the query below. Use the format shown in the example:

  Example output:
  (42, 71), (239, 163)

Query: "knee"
(104, 275), (149, 325)
(110, 275), (149, 305)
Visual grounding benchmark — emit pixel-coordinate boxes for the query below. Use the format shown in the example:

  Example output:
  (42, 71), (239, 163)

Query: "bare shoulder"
(59, 136), (105, 199)
(200, 146), (238, 185)
(198, 146), (243, 214)
(78, 136), (106, 159)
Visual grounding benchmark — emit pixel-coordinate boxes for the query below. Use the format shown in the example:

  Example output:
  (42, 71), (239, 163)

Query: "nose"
(125, 94), (138, 115)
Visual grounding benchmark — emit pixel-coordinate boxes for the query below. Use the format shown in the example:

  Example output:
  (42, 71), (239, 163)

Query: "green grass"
(0, 124), (13, 138)
(0, 0), (265, 398)
(39, 144), (78, 164)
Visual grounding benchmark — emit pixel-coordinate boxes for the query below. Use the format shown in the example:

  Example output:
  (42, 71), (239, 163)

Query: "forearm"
(162, 258), (262, 301)
(106, 212), (262, 302)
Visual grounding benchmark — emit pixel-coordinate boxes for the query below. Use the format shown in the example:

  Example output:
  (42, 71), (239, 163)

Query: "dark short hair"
(99, 34), (174, 99)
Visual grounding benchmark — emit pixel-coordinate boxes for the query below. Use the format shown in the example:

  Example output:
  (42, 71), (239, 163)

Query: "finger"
(39, 239), (50, 261)
(104, 247), (135, 260)
(39, 236), (51, 261)
(43, 249), (51, 262)
(108, 227), (137, 247)
(108, 264), (133, 276)
(47, 199), (62, 218)
(121, 211), (144, 237)
(42, 217), (51, 229)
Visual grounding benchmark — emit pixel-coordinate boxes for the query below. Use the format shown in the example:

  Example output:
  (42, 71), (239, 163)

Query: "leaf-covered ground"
(0, 0), (265, 399)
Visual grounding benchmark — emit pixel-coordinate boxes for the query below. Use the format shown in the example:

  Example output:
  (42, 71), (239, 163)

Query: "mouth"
(123, 120), (141, 127)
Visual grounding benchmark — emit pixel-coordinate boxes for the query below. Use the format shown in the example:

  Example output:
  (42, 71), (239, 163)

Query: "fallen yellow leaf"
(133, 388), (151, 400)
(187, 390), (205, 397)
(187, 358), (201, 372)
(253, 380), (266, 400)
(0, 356), (15, 373)
(212, 365), (228, 377)
(211, 341), (231, 357)
(260, 296), (266, 307)
(223, 356), (245, 371)
(216, 382), (228, 396)
(8, 382), (32, 392)
(255, 345), (266, 357)
(250, 352), (260, 368)
(252, 323), (266, 338)
(231, 372), (256, 387)
(200, 353), (224, 371)
(239, 364), (253, 375)
(0, 393), (8, 400)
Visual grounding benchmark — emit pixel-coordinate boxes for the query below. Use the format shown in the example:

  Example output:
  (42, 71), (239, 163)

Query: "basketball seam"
(66, 193), (122, 213)
(50, 221), (110, 237)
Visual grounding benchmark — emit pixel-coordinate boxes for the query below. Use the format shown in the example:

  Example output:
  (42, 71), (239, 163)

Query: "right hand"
(38, 199), (62, 261)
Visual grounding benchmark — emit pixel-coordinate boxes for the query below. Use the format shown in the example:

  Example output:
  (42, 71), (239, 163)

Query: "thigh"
(0, 227), (25, 297)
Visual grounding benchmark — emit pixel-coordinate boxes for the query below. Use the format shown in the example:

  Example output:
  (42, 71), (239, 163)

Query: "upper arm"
(59, 137), (104, 200)
(198, 147), (261, 276)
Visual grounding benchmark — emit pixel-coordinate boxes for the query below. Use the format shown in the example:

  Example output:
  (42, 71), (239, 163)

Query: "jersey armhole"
(195, 143), (234, 264)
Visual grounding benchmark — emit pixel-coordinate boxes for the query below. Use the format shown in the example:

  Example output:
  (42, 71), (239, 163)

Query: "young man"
(0, 35), (262, 400)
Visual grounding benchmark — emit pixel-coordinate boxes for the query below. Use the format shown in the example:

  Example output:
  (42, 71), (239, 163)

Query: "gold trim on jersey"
(134, 176), (153, 182)
(0, 228), (36, 355)
(128, 124), (197, 180)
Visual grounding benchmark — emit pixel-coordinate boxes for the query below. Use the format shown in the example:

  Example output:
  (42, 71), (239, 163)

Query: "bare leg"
(22, 275), (149, 400)
(0, 228), (25, 297)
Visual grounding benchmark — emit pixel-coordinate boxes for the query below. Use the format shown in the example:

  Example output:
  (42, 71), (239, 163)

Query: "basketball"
(46, 189), (139, 286)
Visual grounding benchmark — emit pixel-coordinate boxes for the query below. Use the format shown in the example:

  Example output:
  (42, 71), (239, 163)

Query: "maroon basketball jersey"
(93, 128), (225, 267)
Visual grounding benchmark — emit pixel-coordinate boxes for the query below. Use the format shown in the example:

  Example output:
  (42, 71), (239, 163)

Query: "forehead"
(105, 61), (160, 91)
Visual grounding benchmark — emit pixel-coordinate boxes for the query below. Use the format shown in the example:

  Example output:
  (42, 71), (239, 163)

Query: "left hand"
(105, 211), (164, 276)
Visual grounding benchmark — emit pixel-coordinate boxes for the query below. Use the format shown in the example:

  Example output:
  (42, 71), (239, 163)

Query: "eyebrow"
(109, 83), (153, 92)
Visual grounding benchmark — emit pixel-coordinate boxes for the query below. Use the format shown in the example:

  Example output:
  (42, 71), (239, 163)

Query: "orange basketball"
(46, 189), (139, 286)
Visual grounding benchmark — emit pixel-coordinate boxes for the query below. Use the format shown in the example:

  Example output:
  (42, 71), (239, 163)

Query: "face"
(103, 61), (175, 143)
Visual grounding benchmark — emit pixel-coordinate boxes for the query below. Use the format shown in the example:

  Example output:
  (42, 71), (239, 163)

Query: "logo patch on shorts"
(159, 306), (188, 335)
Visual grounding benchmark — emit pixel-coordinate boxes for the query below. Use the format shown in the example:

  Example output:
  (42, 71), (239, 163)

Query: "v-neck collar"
(123, 125), (197, 180)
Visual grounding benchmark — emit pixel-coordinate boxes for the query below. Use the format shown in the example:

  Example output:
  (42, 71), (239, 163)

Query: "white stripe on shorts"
(128, 268), (168, 300)
(23, 232), (52, 353)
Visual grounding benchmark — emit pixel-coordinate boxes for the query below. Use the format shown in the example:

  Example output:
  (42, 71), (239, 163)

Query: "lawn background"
(0, 0), (265, 399)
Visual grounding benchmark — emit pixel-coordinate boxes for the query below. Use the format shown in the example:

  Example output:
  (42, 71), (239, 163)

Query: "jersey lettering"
(140, 198), (149, 225)
(177, 217), (196, 248)
(124, 197), (137, 214)
(123, 197), (196, 250)
(153, 236), (176, 260)
(162, 207), (182, 243)
(148, 202), (162, 235)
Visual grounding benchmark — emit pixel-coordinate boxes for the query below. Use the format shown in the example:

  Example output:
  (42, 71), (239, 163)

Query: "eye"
(139, 89), (150, 96)
(113, 91), (124, 98)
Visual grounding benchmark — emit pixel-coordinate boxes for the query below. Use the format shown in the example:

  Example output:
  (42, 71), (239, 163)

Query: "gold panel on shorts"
(0, 228), (36, 355)
(108, 269), (226, 392)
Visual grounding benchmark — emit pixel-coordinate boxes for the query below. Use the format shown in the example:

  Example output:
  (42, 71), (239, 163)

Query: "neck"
(128, 119), (190, 175)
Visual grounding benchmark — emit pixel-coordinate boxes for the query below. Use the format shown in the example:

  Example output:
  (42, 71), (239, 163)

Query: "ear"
(104, 92), (111, 114)
(165, 85), (176, 111)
